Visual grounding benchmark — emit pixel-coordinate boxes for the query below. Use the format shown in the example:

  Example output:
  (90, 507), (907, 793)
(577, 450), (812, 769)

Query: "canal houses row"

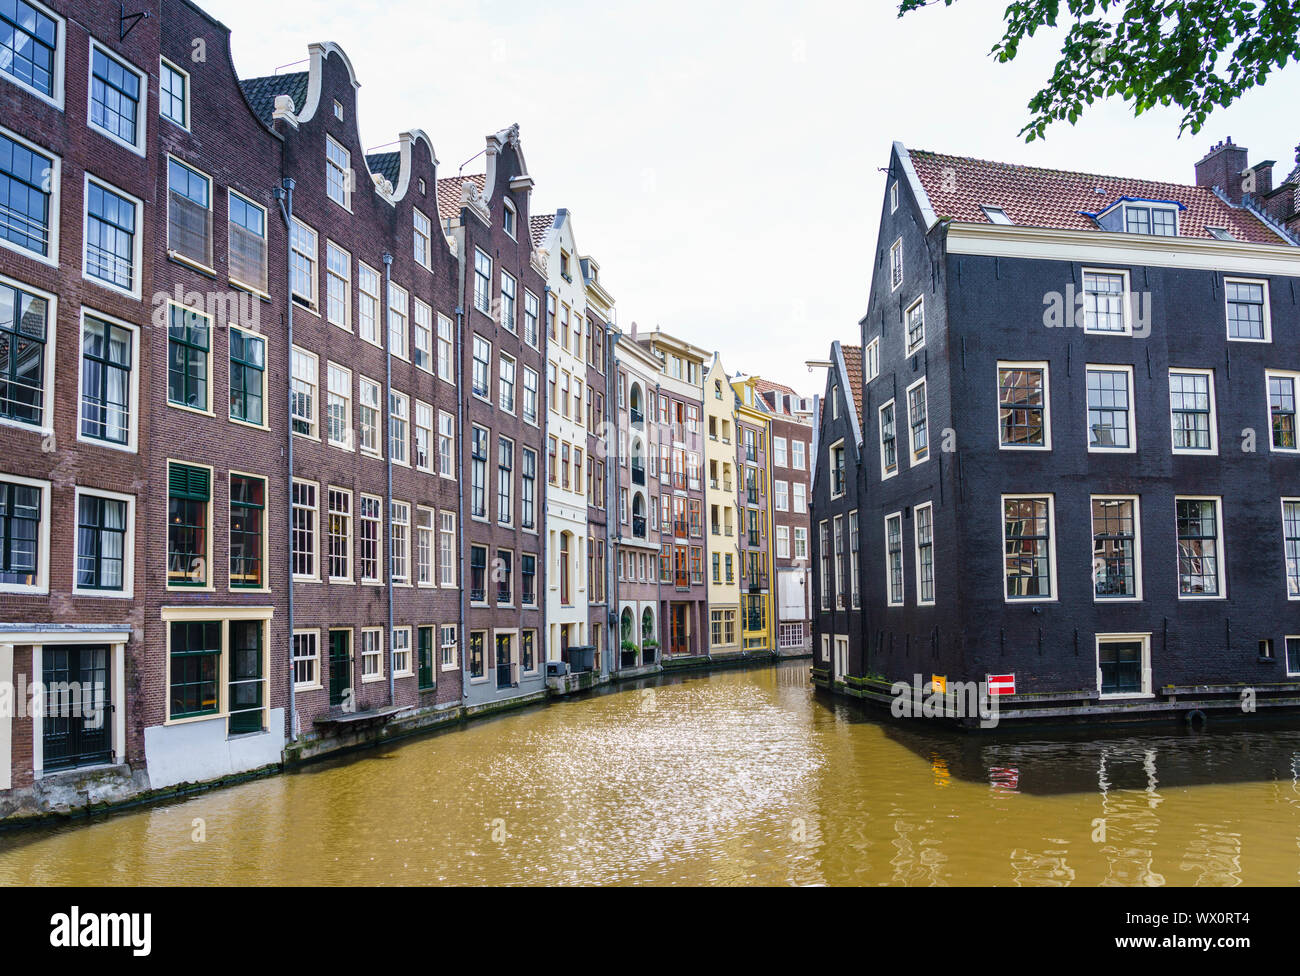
(812, 139), (1300, 725)
(0, 0), (815, 817)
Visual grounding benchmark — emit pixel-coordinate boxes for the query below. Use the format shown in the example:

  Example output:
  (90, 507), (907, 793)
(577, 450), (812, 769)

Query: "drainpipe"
(274, 179), (297, 742)
(605, 331), (618, 677)
(382, 251), (395, 707)
(654, 378), (664, 665)
(455, 255), (468, 705)
(541, 283), (551, 674)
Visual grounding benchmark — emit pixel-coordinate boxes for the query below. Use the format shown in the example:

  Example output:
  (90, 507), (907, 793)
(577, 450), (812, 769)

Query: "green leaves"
(898, 0), (1300, 140)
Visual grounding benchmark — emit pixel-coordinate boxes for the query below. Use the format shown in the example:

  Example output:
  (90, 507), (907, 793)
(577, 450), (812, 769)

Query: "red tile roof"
(436, 173), (486, 222)
(841, 344), (864, 428)
(908, 149), (1287, 244)
(530, 213), (555, 248)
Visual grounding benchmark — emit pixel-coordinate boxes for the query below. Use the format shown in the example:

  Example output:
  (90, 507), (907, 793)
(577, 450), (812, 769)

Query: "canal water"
(2, 659), (1300, 885)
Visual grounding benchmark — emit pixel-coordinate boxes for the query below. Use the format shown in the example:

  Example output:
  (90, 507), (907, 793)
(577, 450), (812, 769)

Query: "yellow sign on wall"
(931, 674), (946, 694)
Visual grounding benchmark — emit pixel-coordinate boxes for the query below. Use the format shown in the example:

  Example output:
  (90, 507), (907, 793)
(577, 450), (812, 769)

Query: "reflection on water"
(2, 660), (1300, 885)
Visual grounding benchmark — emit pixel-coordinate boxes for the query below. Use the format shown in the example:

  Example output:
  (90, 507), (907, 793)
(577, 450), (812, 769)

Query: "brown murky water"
(2, 660), (1299, 885)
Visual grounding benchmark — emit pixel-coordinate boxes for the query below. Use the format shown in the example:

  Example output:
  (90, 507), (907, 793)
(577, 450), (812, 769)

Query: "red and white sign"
(987, 673), (1016, 696)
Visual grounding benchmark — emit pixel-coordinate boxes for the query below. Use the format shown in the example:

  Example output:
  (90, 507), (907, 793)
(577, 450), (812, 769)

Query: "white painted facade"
(538, 211), (589, 661)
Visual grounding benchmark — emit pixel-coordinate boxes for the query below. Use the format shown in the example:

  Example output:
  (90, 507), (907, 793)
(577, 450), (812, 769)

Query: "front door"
(670, 605), (689, 656)
(43, 644), (112, 771)
(329, 629), (353, 707)
(496, 633), (514, 688)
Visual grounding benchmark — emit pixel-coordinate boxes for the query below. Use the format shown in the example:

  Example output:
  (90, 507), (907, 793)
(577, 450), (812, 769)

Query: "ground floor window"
(440, 625), (458, 670)
(469, 630), (486, 679)
(392, 627), (412, 676)
(292, 629), (319, 690)
(496, 632), (514, 687)
(521, 629), (536, 672)
(1097, 635), (1149, 697)
(169, 620), (221, 719)
(833, 635), (849, 679)
(361, 627), (383, 681)
(1287, 636), (1300, 677)
(778, 622), (804, 648)
(710, 608), (736, 647)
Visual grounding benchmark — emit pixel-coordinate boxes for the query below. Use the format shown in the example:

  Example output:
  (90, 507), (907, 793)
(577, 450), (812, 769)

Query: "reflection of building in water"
(1178, 824), (1242, 886)
(1010, 848), (1076, 887)
(1097, 747), (1166, 887)
(889, 815), (948, 886)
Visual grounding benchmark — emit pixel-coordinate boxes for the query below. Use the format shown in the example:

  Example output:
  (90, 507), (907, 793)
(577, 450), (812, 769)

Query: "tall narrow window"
(167, 158), (211, 267)
(907, 379), (928, 463)
(438, 410), (455, 478)
(885, 513), (903, 606)
(229, 328), (264, 426)
(388, 282), (408, 359)
(359, 377), (381, 456)
(89, 45), (141, 149)
(79, 314), (130, 445)
(159, 59), (187, 127)
(438, 512), (455, 586)
(1176, 497), (1222, 597)
(1268, 372), (1298, 452)
(1003, 495), (1054, 600)
(167, 463), (209, 587)
(325, 241), (351, 329)
(523, 290), (539, 347)
(521, 448), (536, 529)
(471, 426), (488, 519)
(85, 180), (138, 292)
(437, 313), (453, 380)
(326, 363), (352, 449)
(500, 271), (516, 331)
(168, 304), (209, 411)
(497, 436), (514, 525)
(228, 192), (267, 293)
(327, 488), (351, 581)
(229, 474), (264, 588)
(290, 347), (318, 437)
(1091, 496), (1139, 600)
(1086, 366), (1134, 451)
(469, 545), (487, 603)
(1169, 369), (1215, 453)
(416, 507), (435, 585)
(289, 218), (317, 307)
(358, 495), (381, 583)
(850, 513), (861, 607)
(472, 335), (490, 398)
(523, 366), (539, 425)
(389, 390), (408, 465)
(1283, 499), (1300, 599)
(413, 209), (431, 268)
(914, 503), (932, 605)
(1, 1), (58, 99)
(474, 248), (491, 314)
(905, 297), (925, 353)
(326, 136), (351, 208)
(499, 354), (516, 413)
(0, 131), (54, 257)
(889, 237), (902, 290)
(390, 501), (409, 584)
(413, 300), (432, 371)
(998, 364), (1048, 448)
(291, 480), (317, 579)
(415, 400), (433, 472)
(879, 400), (897, 478)
(76, 492), (127, 591)
(358, 263), (380, 344)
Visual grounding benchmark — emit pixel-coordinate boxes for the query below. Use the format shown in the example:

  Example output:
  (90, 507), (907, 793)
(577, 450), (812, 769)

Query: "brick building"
(581, 253), (614, 673)
(733, 374), (775, 653)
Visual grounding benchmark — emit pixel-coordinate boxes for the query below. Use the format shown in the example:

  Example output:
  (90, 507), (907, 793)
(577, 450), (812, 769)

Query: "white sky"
(213, 0), (1300, 395)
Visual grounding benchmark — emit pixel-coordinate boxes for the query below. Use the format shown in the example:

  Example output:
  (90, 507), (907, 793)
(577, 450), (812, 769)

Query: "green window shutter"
(169, 463), (210, 501)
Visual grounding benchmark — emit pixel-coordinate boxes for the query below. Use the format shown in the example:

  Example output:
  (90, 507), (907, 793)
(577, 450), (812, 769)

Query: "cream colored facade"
(704, 356), (740, 654)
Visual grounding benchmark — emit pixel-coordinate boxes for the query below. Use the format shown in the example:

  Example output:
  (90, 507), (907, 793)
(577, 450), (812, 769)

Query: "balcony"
(725, 525), (734, 537)
(711, 523), (720, 536)
(633, 515), (647, 538)
(632, 463), (645, 487)
(630, 407), (644, 429)
(748, 531), (760, 547)
(674, 573), (690, 590)
(747, 573), (768, 591)
(723, 481), (732, 493)
(672, 518), (689, 539)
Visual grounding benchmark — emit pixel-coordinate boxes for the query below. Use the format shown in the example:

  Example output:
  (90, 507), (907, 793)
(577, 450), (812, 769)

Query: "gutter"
(274, 178), (297, 741)
(382, 251), (395, 707)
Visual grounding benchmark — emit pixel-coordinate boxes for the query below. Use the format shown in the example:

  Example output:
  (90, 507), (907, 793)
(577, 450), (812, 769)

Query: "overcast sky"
(213, 0), (1300, 396)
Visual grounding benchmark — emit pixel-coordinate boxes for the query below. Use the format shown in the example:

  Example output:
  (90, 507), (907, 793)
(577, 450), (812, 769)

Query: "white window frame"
(1168, 367), (1218, 456)
(905, 296), (925, 355)
(415, 399), (434, 473)
(1085, 363), (1136, 455)
(1000, 493), (1058, 604)
(290, 217), (318, 309)
(0, 0), (64, 108)
(0, 124), (60, 266)
(292, 628), (321, 691)
(1095, 633), (1153, 700)
(436, 312), (454, 384)
(878, 399), (898, 481)
(290, 345), (319, 440)
(358, 262), (381, 346)
(389, 390), (410, 467)
(227, 189), (268, 296)
(325, 239), (351, 331)
(906, 377), (929, 466)
(828, 438), (846, 499)
(1266, 369), (1300, 455)
(865, 337), (879, 382)
(889, 181), (898, 214)
(326, 135), (352, 211)
(392, 626), (413, 677)
(1175, 494), (1226, 601)
(86, 38), (146, 155)
(291, 477), (320, 581)
(359, 376), (382, 458)
(1090, 494), (1144, 603)
(413, 299), (433, 373)
(388, 281), (409, 361)
(1081, 267), (1132, 336)
(413, 208), (432, 269)
(70, 484), (134, 598)
(390, 500), (410, 585)
(889, 237), (902, 291)
(82, 173), (143, 299)
(996, 361), (1051, 452)
(1224, 277), (1271, 343)
(913, 500), (934, 607)
(360, 627), (384, 682)
(416, 505), (436, 586)
(159, 57), (189, 129)
(1284, 497), (1300, 602)
(326, 361), (353, 451)
(326, 486), (352, 583)
(884, 511), (904, 607)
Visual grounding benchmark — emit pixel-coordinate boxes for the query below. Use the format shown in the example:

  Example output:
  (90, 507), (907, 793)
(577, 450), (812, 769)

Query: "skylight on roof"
(981, 205), (1013, 225)
(1207, 226), (1236, 241)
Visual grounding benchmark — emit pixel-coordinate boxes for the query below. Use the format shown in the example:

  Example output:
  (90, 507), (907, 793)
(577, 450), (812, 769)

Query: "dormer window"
(1124, 204), (1176, 236)
(1207, 226), (1235, 241)
(981, 205), (1012, 225)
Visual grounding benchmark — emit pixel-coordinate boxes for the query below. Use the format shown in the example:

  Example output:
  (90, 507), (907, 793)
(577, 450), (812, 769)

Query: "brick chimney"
(1195, 137), (1249, 202)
